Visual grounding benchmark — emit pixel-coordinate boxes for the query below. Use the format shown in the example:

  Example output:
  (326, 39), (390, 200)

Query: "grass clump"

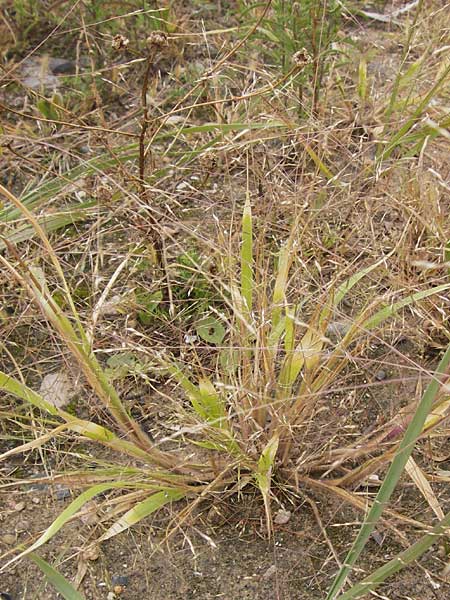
(1, 0), (450, 598)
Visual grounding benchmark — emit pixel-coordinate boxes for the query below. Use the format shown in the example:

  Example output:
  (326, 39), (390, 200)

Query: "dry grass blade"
(405, 457), (444, 521)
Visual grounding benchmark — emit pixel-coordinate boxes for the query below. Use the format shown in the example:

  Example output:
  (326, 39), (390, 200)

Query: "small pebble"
(375, 370), (386, 381)
(1, 534), (16, 546)
(262, 565), (277, 579)
(56, 487), (71, 501)
(50, 60), (76, 75)
(274, 509), (291, 525)
(107, 593), (116, 600)
(83, 545), (100, 561)
(112, 575), (129, 587)
(113, 586), (124, 595)
(15, 520), (30, 533)
(441, 562), (450, 580)
(32, 497), (40, 504)
(13, 502), (25, 512)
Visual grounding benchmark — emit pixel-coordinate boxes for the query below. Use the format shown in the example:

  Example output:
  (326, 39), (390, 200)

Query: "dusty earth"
(3, 350), (450, 599)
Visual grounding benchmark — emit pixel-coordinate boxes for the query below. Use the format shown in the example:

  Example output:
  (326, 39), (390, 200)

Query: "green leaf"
(196, 377), (227, 426)
(0, 371), (155, 463)
(255, 434), (279, 536)
(36, 98), (60, 121)
(196, 315), (226, 344)
(363, 283), (450, 331)
(4, 483), (125, 571)
(241, 191), (253, 315)
(219, 347), (240, 373)
(28, 553), (85, 600)
(101, 489), (185, 540)
(358, 57), (367, 102)
(272, 241), (293, 332)
(278, 325), (323, 388)
(136, 290), (163, 324)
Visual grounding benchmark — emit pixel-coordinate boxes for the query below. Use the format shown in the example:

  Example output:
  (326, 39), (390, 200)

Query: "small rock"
(326, 320), (351, 342)
(13, 502), (25, 512)
(374, 370), (387, 381)
(20, 56), (79, 89)
(370, 529), (384, 546)
(274, 509), (291, 525)
(15, 520), (30, 533)
(83, 544), (100, 561)
(32, 497), (40, 505)
(99, 294), (124, 316)
(50, 59), (76, 75)
(111, 575), (129, 587)
(113, 586), (124, 595)
(107, 593), (116, 600)
(262, 565), (277, 579)
(442, 562), (450, 580)
(1, 534), (16, 545)
(56, 487), (71, 501)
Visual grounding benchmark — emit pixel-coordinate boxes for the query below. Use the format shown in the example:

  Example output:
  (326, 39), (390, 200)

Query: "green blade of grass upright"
(255, 434), (279, 537)
(27, 553), (85, 599)
(326, 342), (450, 600)
(272, 239), (293, 332)
(241, 191), (253, 316)
(338, 507), (450, 599)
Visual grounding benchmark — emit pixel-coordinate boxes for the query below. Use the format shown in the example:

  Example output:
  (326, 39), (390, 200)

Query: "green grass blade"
(326, 342), (450, 599)
(278, 326), (323, 388)
(0, 202), (96, 250)
(378, 61), (450, 164)
(255, 434), (279, 536)
(339, 508), (450, 599)
(3, 483), (128, 570)
(362, 283), (450, 331)
(197, 378), (227, 427)
(304, 144), (335, 181)
(357, 57), (367, 103)
(0, 371), (156, 463)
(27, 553), (85, 600)
(332, 256), (393, 309)
(284, 306), (295, 353)
(272, 241), (292, 332)
(241, 191), (253, 315)
(101, 489), (185, 540)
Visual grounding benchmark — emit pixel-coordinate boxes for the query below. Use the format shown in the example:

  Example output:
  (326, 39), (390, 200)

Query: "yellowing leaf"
(255, 435), (279, 537)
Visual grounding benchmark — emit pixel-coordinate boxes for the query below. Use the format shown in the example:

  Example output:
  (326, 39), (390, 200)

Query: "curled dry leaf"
(274, 509), (291, 525)
(39, 371), (76, 408)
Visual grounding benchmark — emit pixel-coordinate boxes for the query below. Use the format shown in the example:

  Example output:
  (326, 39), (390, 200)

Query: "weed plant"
(1, 1), (450, 598)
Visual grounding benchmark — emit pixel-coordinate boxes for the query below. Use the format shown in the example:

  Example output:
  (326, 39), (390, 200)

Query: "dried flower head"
(292, 48), (312, 68)
(112, 34), (129, 51)
(146, 31), (168, 50)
